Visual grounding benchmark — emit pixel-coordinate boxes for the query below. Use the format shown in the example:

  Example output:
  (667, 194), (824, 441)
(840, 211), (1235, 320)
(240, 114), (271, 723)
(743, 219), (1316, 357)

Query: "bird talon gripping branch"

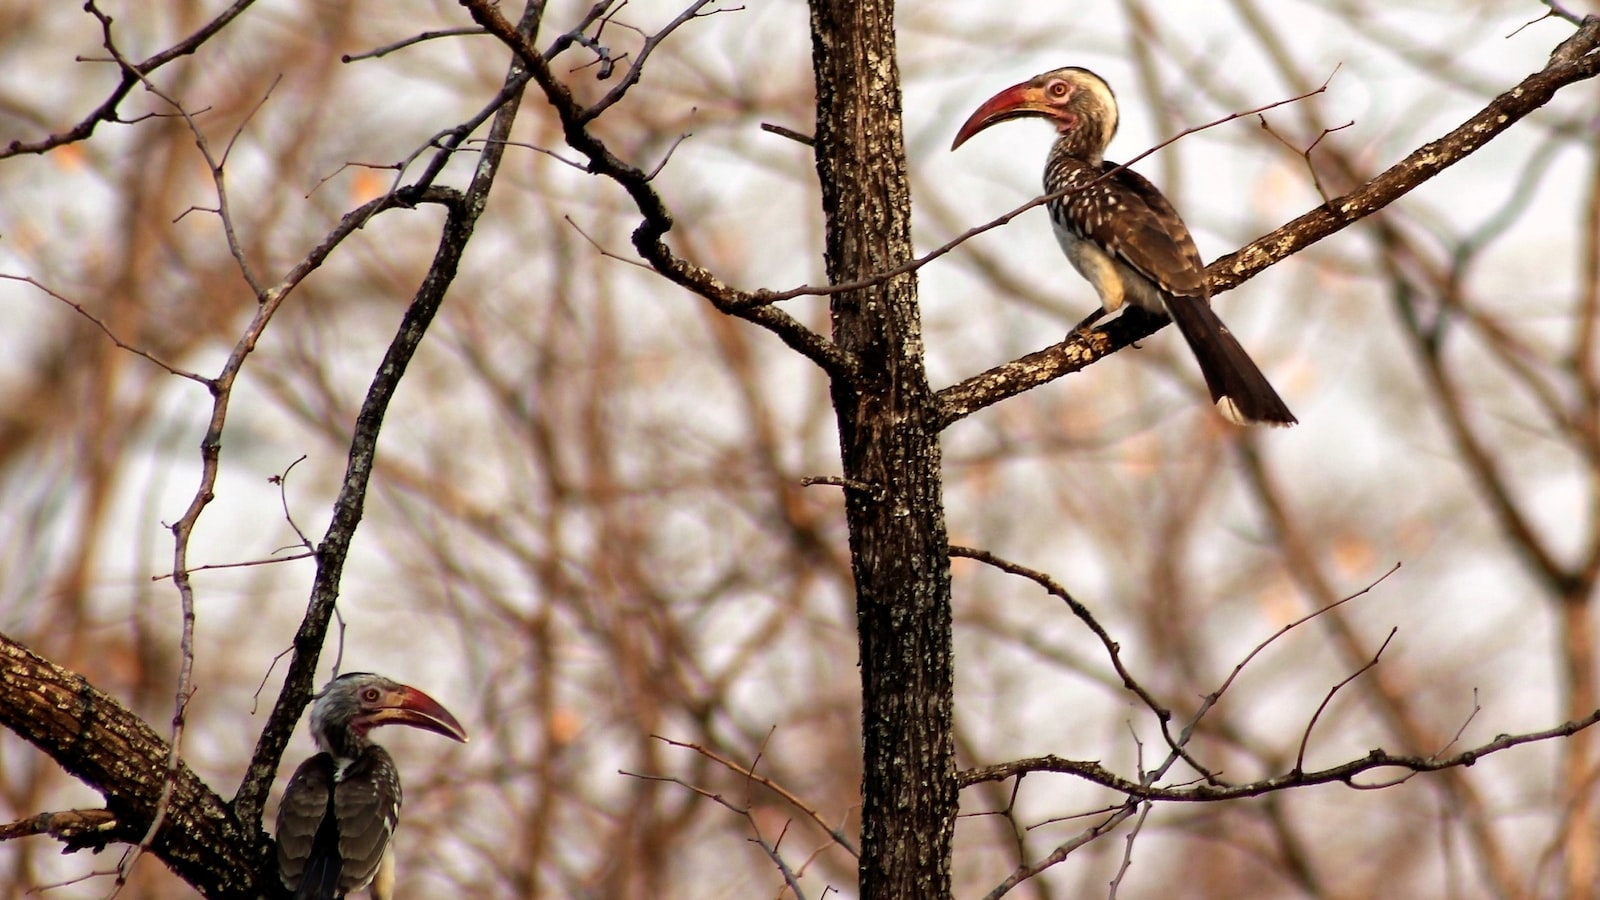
(275, 673), (468, 900)
(953, 67), (1297, 427)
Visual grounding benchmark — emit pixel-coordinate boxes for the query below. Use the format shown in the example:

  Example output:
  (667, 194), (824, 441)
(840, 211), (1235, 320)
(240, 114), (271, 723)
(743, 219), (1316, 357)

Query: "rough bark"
(808, 1), (957, 897)
(0, 632), (273, 898)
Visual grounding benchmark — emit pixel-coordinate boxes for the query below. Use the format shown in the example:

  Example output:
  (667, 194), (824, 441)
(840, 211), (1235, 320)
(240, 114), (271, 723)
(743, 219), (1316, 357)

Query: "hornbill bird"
(274, 673), (468, 899)
(951, 67), (1297, 426)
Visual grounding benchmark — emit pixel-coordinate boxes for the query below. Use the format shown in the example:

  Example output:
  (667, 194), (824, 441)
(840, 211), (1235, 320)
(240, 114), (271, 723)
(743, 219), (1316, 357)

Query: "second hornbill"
(274, 672), (468, 900)
(952, 67), (1297, 426)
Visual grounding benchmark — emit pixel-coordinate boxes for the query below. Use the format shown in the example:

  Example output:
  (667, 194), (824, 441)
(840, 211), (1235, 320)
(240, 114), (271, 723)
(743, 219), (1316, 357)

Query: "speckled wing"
(1049, 159), (1208, 301)
(276, 753), (342, 899)
(1046, 158), (1297, 425)
(331, 747), (402, 895)
(275, 747), (402, 899)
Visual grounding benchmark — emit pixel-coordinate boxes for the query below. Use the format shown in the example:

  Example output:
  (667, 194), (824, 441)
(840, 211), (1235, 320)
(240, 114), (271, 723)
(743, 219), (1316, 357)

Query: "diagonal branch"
(231, 8), (541, 836)
(0, 633), (270, 898)
(458, 0), (861, 383)
(2, 0), (258, 158)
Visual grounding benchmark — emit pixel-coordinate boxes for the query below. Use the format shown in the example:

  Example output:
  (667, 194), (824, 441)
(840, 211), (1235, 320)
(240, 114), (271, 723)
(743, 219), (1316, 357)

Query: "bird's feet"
(1066, 307), (1106, 342)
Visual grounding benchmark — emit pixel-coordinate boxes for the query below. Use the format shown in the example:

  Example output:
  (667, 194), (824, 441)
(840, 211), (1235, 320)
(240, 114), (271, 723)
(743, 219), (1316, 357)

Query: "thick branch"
(1212, 16), (1600, 291)
(935, 17), (1600, 427)
(0, 632), (271, 898)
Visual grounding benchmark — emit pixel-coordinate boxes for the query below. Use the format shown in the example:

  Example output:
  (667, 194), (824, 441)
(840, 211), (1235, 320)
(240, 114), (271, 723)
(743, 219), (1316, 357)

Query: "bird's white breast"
(1050, 218), (1166, 316)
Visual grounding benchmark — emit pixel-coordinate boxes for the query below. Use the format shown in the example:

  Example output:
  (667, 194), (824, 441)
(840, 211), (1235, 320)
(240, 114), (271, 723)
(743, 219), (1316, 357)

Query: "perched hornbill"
(274, 673), (468, 899)
(951, 66), (1297, 426)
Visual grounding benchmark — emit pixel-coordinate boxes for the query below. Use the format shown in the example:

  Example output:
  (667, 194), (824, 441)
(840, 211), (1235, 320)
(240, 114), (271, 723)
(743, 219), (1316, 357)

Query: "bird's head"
(308, 672), (468, 761)
(950, 67), (1119, 160)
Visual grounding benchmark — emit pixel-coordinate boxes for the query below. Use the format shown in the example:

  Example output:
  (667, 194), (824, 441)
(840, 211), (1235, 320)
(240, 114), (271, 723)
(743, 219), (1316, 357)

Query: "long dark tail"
(1161, 296), (1297, 427)
(295, 852), (342, 900)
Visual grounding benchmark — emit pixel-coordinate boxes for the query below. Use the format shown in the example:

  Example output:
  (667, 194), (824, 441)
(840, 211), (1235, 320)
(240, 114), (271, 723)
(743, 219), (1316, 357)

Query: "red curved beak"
(365, 685), (469, 743)
(950, 81), (1050, 151)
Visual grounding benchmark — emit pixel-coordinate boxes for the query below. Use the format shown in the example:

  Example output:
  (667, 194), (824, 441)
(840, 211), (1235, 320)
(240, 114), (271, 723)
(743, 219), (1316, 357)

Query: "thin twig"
(579, 1), (739, 122)
(1107, 801), (1152, 899)
(0, 275), (206, 383)
(1257, 115), (1354, 203)
(272, 455), (316, 550)
(148, 551), (315, 582)
(799, 475), (884, 499)
(1295, 627), (1399, 773)
(645, 125), (694, 181)
(563, 215), (654, 270)
(761, 122), (814, 145)
(652, 734), (859, 857)
(341, 27), (487, 63)
(477, 138), (589, 172)
(3, 0), (258, 158)
(622, 769), (810, 898)
(949, 546), (1192, 769)
(1435, 689), (1483, 760)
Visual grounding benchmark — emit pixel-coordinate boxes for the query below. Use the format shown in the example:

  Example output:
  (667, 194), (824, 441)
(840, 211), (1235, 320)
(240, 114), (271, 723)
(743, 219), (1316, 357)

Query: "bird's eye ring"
(1047, 81), (1068, 98)
(362, 687), (380, 702)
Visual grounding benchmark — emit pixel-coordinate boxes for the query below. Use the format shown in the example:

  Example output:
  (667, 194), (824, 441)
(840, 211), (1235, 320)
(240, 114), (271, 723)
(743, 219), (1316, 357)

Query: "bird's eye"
(362, 687), (380, 702)
(1048, 81), (1068, 98)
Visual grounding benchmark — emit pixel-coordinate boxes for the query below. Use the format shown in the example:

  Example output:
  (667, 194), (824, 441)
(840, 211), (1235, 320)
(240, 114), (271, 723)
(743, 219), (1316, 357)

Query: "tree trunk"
(807, 1), (957, 897)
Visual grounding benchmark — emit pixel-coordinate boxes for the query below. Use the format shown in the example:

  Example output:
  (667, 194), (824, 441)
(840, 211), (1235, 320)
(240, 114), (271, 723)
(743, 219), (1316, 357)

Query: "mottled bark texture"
(808, 1), (957, 898)
(0, 633), (275, 898)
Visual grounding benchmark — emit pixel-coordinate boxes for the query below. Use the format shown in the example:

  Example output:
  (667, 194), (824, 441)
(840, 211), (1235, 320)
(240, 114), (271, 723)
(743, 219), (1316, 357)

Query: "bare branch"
(230, 4), (537, 827)
(652, 734), (860, 857)
(0, 809), (118, 846)
(341, 27), (487, 63)
(621, 768), (811, 898)
(0, 634), (268, 896)
(0, 275), (207, 384)
(578, 1), (737, 122)
(1, 0), (258, 158)
(1295, 628), (1399, 773)
(761, 122), (815, 145)
(961, 704), (1600, 800)
(948, 546), (1189, 767)
(458, 0), (862, 383)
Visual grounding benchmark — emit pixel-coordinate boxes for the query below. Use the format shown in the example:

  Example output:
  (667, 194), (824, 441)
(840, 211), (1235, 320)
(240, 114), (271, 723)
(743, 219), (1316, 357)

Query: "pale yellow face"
(1034, 68), (1119, 150)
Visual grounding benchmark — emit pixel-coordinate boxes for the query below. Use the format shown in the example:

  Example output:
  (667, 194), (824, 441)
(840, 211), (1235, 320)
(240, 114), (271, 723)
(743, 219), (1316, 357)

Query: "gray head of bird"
(308, 672), (468, 762)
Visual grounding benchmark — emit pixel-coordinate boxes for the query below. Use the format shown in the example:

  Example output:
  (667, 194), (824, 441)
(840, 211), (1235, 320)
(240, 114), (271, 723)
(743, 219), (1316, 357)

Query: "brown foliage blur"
(2, 0), (1599, 897)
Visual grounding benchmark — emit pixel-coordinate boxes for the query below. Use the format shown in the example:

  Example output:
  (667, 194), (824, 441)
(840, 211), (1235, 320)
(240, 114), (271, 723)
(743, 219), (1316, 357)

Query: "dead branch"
(457, 0), (862, 383)
(2, 0), (259, 158)
(961, 704), (1600, 799)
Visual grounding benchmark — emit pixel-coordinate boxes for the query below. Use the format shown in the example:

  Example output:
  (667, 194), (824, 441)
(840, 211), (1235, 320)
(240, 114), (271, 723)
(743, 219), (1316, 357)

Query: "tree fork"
(807, 1), (957, 897)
